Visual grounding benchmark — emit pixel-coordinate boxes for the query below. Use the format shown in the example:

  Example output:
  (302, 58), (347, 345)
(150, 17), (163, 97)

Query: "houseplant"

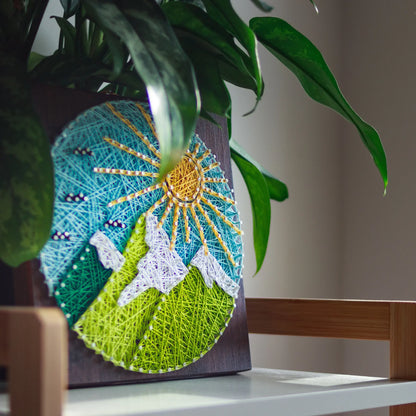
(0, 0), (387, 273)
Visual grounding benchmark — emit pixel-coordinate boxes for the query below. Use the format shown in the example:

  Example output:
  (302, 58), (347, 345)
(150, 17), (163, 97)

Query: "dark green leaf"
(199, 108), (220, 126)
(217, 56), (258, 91)
(53, 16), (76, 55)
(95, 68), (146, 97)
(29, 51), (71, 81)
(251, 17), (387, 191)
(0, 56), (53, 266)
(163, 2), (257, 94)
(230, 139), (288, 202)
(60, 0), (80, 17)
(201, 0), (263, 103)
(87, 21), (104, 58)
(27, 51), (46, 72)
(75, 11), (89, 58)
(22, 0), (49, 58)
(177, 34), (231, 118)
(84, 0), (200, 178)
(249, 0), (273, 12)
(103, 30), (127, 78)
(230, 140), (271, 273)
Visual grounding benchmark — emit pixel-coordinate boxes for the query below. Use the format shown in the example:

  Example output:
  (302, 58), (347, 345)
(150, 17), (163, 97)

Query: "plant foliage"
(0, 0), (387, 272)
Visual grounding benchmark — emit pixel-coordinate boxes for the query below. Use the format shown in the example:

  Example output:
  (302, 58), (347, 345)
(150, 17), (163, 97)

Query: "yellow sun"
(93, 102), (241, 266)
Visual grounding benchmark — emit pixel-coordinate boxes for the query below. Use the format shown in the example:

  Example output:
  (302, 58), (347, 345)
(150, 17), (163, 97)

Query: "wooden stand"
(2, 298), (416, 415)
(0, 307), (67, 416)
(246, 298), (416, 415)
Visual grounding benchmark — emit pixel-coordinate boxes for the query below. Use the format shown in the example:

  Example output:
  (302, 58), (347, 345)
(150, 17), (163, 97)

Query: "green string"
(55, 244), (112, 327)
(74, 214), (235, 373)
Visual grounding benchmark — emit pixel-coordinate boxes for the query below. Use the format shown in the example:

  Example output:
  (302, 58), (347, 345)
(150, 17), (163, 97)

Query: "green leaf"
(230, 139), (288, 202)
(103, 30), (128, 78)
(250, 17), (388, 191)
(74, 10), (89, 58)
(22, 0), (49, 58)
(201, 0), (263, 103)
(53, 16), (76, 55)
(27, 51), (46, 72)
(217, 56), (258, 91)
(162, 2), (257, 94)
(263, 173), (288, 202)
(230, 139), (271, 274)
(84, 0), (200, 178)
(87, 21), (104, 58)
(60, 0), (80, 17)
(177, 34), (231, 118)
(0, 56), (54, 267)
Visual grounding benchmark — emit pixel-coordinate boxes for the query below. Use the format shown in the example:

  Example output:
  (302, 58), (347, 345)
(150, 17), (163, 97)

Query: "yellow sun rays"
(93, 103), (241, 266)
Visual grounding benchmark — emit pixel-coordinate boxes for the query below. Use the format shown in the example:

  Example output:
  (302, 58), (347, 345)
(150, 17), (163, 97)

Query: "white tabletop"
(1, 368), (416, 416)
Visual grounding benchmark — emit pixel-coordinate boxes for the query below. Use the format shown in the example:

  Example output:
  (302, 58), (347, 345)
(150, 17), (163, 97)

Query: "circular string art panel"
(39, 100), (243, 374)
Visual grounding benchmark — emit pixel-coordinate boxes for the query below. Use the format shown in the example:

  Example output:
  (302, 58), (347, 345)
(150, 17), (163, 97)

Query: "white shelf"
(2, 368), (416, 416)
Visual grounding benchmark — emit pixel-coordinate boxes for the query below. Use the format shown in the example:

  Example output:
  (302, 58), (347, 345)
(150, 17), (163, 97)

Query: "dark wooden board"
(9, 84), (251, 387)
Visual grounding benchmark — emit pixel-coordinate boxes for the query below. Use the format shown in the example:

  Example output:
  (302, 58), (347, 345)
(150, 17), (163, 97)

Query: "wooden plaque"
(8, 84), (251, 387)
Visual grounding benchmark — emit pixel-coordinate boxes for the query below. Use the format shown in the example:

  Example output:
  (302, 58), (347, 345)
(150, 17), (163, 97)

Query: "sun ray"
(135, 103), (158, 140)
(106, 103), (161, 159)
(196, 204), (236, 267)
(198, 149), (211, 162)
(202, 162), (219, 174)
(93, 167), (158, 178)
(170, 204), (180, 251)
(147, 194), (168, 216)
(201, 197), (241, 236)
(203, 186), (236, 205)
(182, 205), (190, 243)
(190, 206), (208, 256)
(103, 137), (160, 168)
(204, 177), (228, 184)
(190, 143), (200, 157)
(158, 200), (174, 230)
(107, 183), (162, 207)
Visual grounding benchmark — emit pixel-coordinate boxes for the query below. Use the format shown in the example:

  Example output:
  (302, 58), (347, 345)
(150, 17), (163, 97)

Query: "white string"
(117, 214), (188, 306)
(191, 246), (240, 299)
(90, 231), (125, 271)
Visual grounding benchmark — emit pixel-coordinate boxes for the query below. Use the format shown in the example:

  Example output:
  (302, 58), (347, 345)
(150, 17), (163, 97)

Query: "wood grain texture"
(390, 403), (416, 416)
(0, 312), (8, 366)
(9, 84), (251, 387)
(246, 298), (391, 340)
(246, 298), (416, 413)
(390, 302), (416, 416)
(0, 307), (67, 416)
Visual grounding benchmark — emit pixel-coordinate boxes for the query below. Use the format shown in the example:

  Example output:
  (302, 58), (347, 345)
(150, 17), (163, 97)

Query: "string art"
(39, 100), (243, 373)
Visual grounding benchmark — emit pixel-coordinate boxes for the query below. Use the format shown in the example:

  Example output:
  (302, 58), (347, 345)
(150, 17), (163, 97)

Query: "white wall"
(233, 3), (416, 415)
(339, 1), (416, 415)
(230, 0), (344, 373)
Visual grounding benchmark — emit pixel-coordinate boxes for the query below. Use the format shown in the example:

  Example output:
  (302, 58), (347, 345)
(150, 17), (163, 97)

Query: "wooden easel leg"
(7, 308), (67, 416)
(389, 303), (416, 416)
